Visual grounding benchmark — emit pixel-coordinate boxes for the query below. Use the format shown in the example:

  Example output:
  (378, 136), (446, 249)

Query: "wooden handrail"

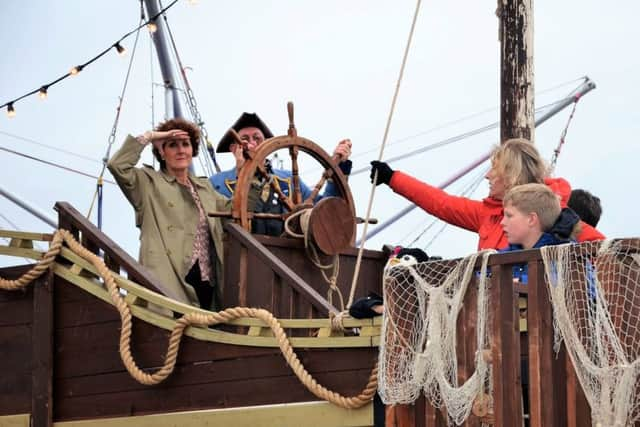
(53, 202), (178, 300)
(225, 222), (339, 316)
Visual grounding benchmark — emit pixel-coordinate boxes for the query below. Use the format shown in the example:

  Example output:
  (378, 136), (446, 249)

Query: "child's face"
(501, 202), (536, 246)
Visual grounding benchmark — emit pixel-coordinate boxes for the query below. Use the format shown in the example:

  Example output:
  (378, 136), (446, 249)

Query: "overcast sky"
(1, 1), (638, 266)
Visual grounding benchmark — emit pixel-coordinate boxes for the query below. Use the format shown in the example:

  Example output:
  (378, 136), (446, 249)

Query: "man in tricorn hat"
(210, 112), (352, 236)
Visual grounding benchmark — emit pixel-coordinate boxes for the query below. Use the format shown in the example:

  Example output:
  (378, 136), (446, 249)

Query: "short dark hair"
(152, 118), (201, 170)
(568, 189), (602, 227)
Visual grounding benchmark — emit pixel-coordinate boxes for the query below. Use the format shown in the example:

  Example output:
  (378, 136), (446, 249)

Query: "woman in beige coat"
(108, 118), (227, 310)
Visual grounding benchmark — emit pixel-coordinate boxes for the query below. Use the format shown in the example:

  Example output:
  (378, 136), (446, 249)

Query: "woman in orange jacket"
(369, 138), (604, 250)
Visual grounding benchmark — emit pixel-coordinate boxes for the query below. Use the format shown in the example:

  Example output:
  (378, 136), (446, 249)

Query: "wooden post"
(527, 260), (556, 426)
(499, 0), (535, 143)
(31, 268), (54, 427)
(490, 264), (523, 426)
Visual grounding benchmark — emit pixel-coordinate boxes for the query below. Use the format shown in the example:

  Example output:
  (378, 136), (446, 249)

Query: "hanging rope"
(549, 93), (581, 173)
(87, 8), (145, 225)
(347, 0), (423, 309)
(283, 209), (346, 312)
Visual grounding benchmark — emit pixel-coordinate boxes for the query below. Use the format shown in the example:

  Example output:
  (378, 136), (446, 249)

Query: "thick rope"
(347, 0), (423, 309)
(0, 229), (377, 408)
(0, 232), (63, 290)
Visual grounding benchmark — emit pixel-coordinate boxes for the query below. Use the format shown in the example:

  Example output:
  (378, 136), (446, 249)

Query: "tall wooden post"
(499, 0), (535, 143)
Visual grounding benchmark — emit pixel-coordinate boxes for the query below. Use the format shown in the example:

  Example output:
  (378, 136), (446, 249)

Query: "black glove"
(370, 161), (394, 186)
(349, 292), (384, 319)
(396, 247), (430, 263)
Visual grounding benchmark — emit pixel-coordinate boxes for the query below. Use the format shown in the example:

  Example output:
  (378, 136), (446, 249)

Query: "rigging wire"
(159, 0), (219, 175)
(348, 95), (575, 176)
(0, 146), (116, 184)
(396, 165), (488, 248)
(149, 26), (157, 169)
(87, 5), (145, 228)
(349, 0), (423, 309)
(343, 76), (588, 166)
(549, 94), (581, 173)
(0, 130), (102, 164)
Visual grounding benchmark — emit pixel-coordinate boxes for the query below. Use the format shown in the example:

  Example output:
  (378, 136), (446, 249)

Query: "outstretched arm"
(370, 161), (484, 232)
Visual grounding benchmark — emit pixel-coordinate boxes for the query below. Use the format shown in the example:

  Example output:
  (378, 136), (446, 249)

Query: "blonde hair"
(491, 138), (548, 191)
(503, 183), (561, 231)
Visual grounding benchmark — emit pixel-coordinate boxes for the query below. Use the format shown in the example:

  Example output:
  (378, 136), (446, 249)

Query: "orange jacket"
(389, 172), (605, 250)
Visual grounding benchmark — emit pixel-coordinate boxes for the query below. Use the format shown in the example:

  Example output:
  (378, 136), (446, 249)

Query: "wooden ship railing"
(389, 248), (595, 427)
(0, 202), (384, 426)
(2, 201), (615, 427)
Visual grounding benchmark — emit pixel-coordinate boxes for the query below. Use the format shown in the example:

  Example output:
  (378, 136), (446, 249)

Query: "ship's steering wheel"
(231, 102), (357, 254)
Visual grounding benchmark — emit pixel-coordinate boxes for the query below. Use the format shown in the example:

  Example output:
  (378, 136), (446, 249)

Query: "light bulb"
(114, 42), (127, 56)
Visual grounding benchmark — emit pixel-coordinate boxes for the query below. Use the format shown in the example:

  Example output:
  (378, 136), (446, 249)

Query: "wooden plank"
(31, 269), (54, 427)
(386, 404), (415, 427)
(0, 246), (44, 260)
(459, 277), (481, 427)
(56, 349), (375, 399)
(527, 260), (555, 427)
(226, 223), (337, 315)
(0, 325), (32, 415)
(490, 264), (522, 427)
(0, 230), (52, 241)
(53, 401), (372, 427)
(0, 414), (31, 427)
(221, 236), (241, 308)
(55, 368), (374, 420)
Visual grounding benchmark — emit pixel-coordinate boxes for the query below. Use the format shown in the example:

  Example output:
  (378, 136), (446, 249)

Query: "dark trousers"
(185, 262), (214, 310)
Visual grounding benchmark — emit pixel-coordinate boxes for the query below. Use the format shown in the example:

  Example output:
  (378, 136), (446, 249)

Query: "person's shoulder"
(545, 177), (572, 204)
(273, 168), (293, 179)
(211, 168), (235, 181)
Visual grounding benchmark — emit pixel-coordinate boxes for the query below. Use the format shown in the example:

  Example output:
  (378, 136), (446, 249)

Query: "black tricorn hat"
(216, 112), (274, 153)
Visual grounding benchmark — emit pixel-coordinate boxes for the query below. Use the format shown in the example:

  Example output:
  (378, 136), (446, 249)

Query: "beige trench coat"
(107, 135), (228, 309)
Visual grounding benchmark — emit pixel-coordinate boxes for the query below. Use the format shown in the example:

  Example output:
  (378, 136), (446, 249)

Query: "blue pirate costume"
(210, 112), (352, 236)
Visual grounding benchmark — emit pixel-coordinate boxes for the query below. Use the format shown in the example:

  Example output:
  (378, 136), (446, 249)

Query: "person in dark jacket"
(210, 112), (352, 236)
(568, 188), (602, 228)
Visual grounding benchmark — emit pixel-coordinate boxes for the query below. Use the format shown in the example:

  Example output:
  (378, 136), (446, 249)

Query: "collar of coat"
(142, 164), (209, 188)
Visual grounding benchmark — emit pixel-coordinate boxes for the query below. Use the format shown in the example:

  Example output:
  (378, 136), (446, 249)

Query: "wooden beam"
(490, 264), (523, 426)
(31, 269), (54, 427)
(499, 0), (535, 143)
(527, 260), (555, 426)
(52, 401), (372, 427)
(226, 223), (338, 316)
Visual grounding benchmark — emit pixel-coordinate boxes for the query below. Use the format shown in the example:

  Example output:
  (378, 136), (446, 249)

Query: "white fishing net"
(541, 240), (640, 427)
(378, 250), (495, 425)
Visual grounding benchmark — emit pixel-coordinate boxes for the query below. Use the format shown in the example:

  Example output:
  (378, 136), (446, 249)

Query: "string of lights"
(1, 0), (179, 118)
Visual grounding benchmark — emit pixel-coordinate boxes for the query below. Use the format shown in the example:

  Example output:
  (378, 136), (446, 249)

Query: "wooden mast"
(499, 0), (535, 143)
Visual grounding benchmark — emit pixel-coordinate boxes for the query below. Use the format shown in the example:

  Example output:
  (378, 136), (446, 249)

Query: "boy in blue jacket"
(500, 183), (581, 283)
